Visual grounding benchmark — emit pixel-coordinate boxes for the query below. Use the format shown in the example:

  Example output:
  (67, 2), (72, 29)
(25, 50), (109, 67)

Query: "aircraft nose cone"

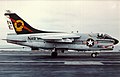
(112, 38), (119, 45)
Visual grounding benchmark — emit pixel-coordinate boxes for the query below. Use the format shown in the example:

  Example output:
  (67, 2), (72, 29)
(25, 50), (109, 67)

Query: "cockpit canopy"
(97, 33), (112, 39)
(97, 33), (119, 45)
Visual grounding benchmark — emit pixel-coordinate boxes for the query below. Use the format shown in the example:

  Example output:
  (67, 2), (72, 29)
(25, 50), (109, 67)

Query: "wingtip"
(1, 39), (7, 40)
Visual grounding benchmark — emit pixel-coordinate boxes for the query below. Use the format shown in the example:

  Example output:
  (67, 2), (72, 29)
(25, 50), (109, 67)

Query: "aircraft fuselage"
(7, 33), (116, 51)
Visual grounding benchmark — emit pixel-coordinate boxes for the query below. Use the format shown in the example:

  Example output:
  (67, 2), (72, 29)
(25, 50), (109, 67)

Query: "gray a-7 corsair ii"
(4, 12), (119, 57)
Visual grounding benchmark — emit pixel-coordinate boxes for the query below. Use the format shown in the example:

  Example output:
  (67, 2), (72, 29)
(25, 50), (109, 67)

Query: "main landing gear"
(51, 52), (58, 57)
(91, 52), (98, 58)
(51, 48), (58, 57)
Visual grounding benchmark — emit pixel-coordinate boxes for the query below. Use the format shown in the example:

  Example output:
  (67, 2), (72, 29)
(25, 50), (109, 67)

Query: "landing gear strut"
(91, 52), (98, 58)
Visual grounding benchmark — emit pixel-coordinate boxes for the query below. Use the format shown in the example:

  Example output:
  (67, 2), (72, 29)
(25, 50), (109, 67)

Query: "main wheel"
(91, 53), (98, 58)
(61, 50), (64, 53)
(51, 52), (58, 57)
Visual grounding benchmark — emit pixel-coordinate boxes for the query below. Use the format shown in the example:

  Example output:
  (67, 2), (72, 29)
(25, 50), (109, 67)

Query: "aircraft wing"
(2, 39), (26, 42)
(0, 47), (25, 49)
(34, 34), (80, 42)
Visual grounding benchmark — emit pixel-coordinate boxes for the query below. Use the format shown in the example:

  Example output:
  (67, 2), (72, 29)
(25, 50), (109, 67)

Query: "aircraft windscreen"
(104, 34), (112, 39)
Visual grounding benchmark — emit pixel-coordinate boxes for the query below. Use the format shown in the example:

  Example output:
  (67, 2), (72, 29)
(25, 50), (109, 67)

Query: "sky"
(0, 0), (120, 46)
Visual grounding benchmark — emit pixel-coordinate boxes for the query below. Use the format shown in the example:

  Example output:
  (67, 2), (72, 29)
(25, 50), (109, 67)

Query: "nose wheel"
(91, 52), (98, 58)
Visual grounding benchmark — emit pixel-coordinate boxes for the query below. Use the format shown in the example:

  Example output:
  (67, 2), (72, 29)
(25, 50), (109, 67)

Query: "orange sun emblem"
(14, 20), (24, 32)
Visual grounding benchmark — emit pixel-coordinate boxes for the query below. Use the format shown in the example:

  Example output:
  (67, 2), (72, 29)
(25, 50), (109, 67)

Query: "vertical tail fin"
(4, 12), (54, 34)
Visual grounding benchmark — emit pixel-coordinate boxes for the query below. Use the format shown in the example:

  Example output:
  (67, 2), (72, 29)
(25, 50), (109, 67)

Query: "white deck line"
(0, 61), (119, 65)
(64, 61), (104, 65)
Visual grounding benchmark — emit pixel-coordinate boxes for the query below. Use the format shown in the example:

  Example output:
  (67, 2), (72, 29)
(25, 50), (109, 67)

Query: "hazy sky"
(0, 0), (120, 46)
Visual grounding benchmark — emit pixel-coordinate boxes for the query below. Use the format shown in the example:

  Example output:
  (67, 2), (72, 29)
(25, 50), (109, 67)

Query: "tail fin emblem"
(14, 20), (24, 32)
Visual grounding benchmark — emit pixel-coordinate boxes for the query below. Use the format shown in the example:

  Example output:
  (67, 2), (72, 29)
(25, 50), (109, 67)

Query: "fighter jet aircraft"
(4, 12), (119, 57)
